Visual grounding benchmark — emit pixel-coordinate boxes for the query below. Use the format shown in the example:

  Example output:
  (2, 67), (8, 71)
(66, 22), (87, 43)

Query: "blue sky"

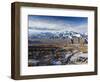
(28, 15), (88, 33)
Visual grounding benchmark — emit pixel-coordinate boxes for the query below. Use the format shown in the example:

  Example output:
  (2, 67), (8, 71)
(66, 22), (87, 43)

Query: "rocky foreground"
(28, 49), (88, 66)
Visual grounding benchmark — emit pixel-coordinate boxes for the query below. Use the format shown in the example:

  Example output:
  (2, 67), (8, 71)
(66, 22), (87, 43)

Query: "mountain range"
(29, 30), (87, 40)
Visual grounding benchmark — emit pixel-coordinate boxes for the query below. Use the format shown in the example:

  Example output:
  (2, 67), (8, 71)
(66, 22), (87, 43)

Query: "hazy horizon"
(28, 15), (88, 34)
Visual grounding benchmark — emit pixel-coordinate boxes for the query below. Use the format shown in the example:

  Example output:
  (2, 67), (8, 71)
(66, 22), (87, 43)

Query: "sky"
(28, 15), (88, 33)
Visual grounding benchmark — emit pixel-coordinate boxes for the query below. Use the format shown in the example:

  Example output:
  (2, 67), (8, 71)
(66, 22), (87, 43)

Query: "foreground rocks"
(28, 49), (88, 66)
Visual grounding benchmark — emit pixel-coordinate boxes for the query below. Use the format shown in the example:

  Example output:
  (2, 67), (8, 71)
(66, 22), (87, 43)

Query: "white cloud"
(29, 19), (87, 33)
(73, 24), (87, 33)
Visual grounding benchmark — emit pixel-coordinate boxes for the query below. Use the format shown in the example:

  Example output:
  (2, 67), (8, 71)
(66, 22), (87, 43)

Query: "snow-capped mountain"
(28, 30), (87, 40)
(28, 30), (88, 45)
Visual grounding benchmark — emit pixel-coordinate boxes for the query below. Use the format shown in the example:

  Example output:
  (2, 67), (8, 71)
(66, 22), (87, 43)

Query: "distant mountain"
(28, 29), (88, 45)
(28, 30), (87, 40)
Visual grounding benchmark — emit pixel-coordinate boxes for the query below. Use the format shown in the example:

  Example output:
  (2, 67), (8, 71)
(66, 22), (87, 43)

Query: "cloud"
(73, 24), (87, 33)
(29, 20), (73, 31)
(29, 19), (87, 33)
